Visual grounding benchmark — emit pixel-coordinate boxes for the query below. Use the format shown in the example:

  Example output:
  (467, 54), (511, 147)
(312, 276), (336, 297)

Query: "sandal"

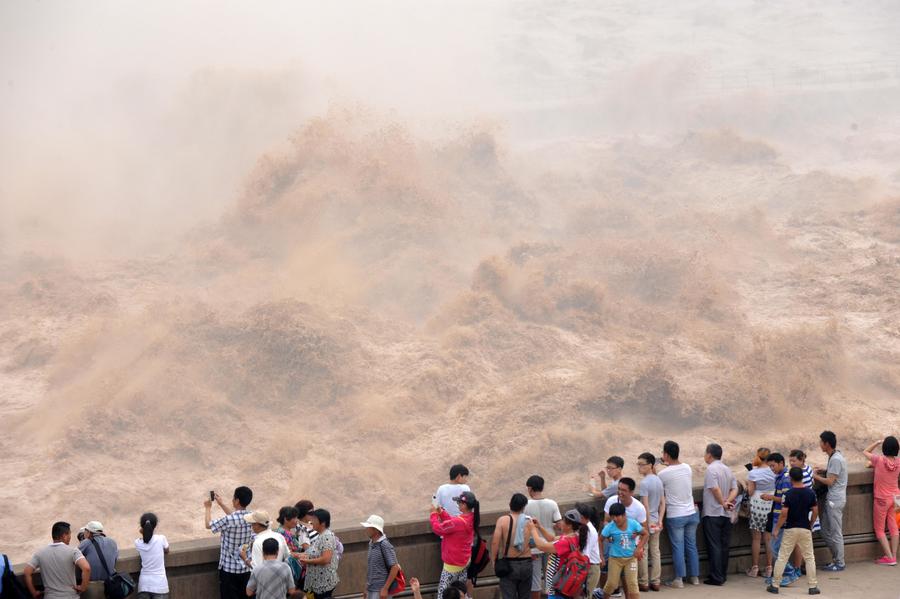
(746, 566), (759, 578)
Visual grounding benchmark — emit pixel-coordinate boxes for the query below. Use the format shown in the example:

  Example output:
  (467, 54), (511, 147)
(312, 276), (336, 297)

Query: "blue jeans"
(665, 511), (700, 578)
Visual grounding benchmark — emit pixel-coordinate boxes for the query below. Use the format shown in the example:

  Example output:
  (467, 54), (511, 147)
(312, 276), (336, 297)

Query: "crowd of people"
(10, 431), (900, 599)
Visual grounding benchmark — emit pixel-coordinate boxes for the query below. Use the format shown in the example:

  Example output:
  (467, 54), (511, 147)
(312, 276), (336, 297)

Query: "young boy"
(600, 503), (648, 599)
(766, 467), (821, 596)
(435, 465), (471, 516)
(247, 538), (297, 598)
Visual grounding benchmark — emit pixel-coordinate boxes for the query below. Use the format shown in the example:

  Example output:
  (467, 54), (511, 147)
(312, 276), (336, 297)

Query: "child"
(600, 503), (648, 599)
(766, 467), (821, 595)
(247, 538), (297, 598)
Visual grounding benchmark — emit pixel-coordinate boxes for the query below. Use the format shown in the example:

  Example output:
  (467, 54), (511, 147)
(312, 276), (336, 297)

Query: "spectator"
(525, 509), (588, 599)
(603, 477), (647, 595)
(78, 520), (119, 598)
(600, 503), (647, 599)
(435, 465), (472, 516)
(746, 449), (777, 578)
(575, 503), (604, 596)
(241, 511), (288, 570)
(299, 509), (340, 599)
(766, 467), (821, 595)
(863, 436), (900, 565)
(294, 500), (316, 550)
(637, 452), (664, 592)
(361, 515), (400, 599)
(430, 491), (478, 599)
(591, 456), (625, 501)
(813, 431), (848, 572)
(134, 512), (170, 599)
(762, 453), (797, 586)
(247, 538), (298, 599)
(657, 440), (700, 588)
(701, 443), (738, 586)
(491, 494), (534, 599)
(23, 521), (91, 599)
(523, 475), (562, 599)
(788, 449), (819, 573)
(205, 486), (254, 599)
(274, 506), (304, 583)
(410, 577), (467, 599)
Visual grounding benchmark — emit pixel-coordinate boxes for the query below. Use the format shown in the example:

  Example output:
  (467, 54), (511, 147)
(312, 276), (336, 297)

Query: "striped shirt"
(801, 464), (821, 531)
(210, 510), (253, 573)
(366, 537), (398, 592)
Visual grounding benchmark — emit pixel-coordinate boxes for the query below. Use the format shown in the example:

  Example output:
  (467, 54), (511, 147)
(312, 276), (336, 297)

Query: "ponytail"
(575, 521), (588, 552)
(140, 512), (158, 544)
(473, 500), (481, 533)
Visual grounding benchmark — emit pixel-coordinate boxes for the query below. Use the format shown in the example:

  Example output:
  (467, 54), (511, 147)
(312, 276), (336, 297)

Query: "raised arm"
(526, 521), (556, 553)
(863, 440), (882, 461)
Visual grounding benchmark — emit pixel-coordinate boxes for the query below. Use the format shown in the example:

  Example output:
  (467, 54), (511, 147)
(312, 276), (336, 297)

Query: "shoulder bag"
(494, 515), (514, 578)
(89, 539), (135, 599)
(377, 541), (406, 595)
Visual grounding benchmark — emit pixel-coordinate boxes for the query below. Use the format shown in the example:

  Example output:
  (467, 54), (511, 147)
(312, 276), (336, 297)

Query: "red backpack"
(552, 537), (590, 599)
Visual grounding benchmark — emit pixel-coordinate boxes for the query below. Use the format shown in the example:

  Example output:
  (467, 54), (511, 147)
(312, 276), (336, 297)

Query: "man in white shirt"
(240, 511), (288, 569)
(523, 474), (562, 599)
(434, 464), (471, 516)
(603, 478), (648, 526)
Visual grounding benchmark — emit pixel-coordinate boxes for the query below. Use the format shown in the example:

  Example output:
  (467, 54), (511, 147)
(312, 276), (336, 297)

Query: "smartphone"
(209, 490), (215, 501)
(744, 463), (753, 471)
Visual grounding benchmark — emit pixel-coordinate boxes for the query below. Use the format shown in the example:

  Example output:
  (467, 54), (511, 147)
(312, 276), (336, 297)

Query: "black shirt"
(782, 486), (817, 529)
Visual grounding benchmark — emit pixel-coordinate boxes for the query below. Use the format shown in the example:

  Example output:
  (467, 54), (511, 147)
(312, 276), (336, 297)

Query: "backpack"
(466, 536), (491, 584)
(1, 554), (30, 599)
(552, 537), (590, 599)
(334, 535), (345, 563)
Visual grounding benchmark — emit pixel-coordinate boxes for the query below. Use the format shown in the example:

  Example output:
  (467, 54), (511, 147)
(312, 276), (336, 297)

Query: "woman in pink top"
(863, 436), (900, 565)
(430, 491), (478, 599)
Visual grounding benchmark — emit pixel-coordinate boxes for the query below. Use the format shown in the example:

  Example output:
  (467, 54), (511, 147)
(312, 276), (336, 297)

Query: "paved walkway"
(665, 561), (897, 598)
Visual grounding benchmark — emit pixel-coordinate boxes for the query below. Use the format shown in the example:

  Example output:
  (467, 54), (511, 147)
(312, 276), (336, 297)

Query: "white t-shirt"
(604, 496), (647, 523)
(524, 498), (562, 555)
(658, 463), (696, 519)
(584, 521), (601, 564)
(250, 530), (288, 568)
(134, 535), (169, 594)
(435, 483), (471, 516)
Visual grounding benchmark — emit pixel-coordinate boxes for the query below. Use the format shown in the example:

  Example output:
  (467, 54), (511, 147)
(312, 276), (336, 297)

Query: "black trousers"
(702, 516), (733, 584)
(498, 558), (533, 599)
(219, 569), (251, 599)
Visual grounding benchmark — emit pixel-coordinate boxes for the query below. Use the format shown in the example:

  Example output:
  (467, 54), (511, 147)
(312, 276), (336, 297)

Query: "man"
(523, 475), (562, 599)
(813, 431), (847, 572)
(240, 511), (288, 569)
(361, 515), (400, 599)
(658, 440), (700, 588)
(592, 456), (625, 501)
(246, 538), (298, 598)
(491, 494), (534, 599)
(637, 453), (664, 592)
(600, 503), (647, 599)
(23, 521), (91, 599)
(77, 520), (119, 599)
(206, 486), (255, 599)
(762, 453), (796, 586)
(766, 467), (821, 595)
(700, 443), (737, 586)
(435, 465), (471, 516)
(604, 478), (648, 596)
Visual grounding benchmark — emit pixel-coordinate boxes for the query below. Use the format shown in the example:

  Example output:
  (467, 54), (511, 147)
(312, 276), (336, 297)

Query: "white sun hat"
(360, 514), (385, 534)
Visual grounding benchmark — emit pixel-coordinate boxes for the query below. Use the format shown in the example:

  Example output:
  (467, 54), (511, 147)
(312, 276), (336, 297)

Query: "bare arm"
(302, 549), (333, 565)
(771, 506), (788, 538)
(526, 523), (556, 553)
(216, 493), (235, 516)
(381, 564), (401, 597)
(23, 564), (39, 598)
(490, 518), (503, 561)
(863, 440), (881, 461)
(657, 495), (666, 525)
(75, 559), (91, 593)
(204, 499), (214, 529)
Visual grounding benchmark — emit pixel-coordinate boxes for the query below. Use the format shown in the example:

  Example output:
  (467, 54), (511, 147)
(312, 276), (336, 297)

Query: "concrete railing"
(14, 467), (879, 598)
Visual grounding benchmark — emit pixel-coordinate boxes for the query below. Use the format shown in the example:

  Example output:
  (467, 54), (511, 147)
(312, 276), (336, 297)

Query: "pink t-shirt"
(870, 455), (900, 500)
(552, 535), (578, 559)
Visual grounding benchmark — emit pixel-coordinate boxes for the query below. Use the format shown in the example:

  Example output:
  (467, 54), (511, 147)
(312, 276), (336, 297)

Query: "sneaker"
(766, 585), (779, 594)
(610, 590), (623, 598)
(664, 578), (684, 589)
(822, 563), (845, 572)
(688, 576), (700, 586)
(875, 556), (897, 566)
(779, 574), (796, 587)
(808, 588), (821, 595)
(764, 576), (773, 586)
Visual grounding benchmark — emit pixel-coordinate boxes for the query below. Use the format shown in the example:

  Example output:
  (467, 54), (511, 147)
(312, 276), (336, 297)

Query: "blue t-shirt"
(772, 469), (791, 516)
(601, 518), (643, 559)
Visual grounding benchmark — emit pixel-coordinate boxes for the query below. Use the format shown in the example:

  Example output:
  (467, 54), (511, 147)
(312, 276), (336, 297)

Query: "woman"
(575, 503), (603, 595)
(134, 513), (169, 599)
(275, 506), (303, 584)
(299, 508), (340, 599)
(525, 509), (588, 599)
(745, 447), (776, 578)
(863, 436), (900, 565)
(430, 490), (478, 599)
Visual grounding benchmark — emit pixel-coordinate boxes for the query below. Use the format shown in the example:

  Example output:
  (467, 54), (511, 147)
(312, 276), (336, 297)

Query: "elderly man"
(239, 511), (288, 570)
(77, 520), (119, 598)
(701, 443), (738, 586)
(24, 521), (91, 599)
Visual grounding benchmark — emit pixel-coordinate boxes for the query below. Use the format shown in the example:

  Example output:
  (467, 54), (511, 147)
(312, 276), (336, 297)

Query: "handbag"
(377, 541), (406, 595)
(494, 515), (514, 578)
(89, 538), (135, 599)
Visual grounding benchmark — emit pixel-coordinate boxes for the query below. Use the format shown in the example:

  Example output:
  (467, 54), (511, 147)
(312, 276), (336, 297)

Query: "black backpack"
(1, 554), (30, 599)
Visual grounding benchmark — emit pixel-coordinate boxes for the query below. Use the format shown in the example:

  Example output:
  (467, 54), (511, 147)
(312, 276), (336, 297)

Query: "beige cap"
(85, 521), (104, 534)
(243, 510), (270, 527)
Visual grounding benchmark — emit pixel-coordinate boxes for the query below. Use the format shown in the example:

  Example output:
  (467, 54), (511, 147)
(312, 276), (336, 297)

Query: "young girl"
(745, 448), (775, 578)
(134, 513), (169, 599)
